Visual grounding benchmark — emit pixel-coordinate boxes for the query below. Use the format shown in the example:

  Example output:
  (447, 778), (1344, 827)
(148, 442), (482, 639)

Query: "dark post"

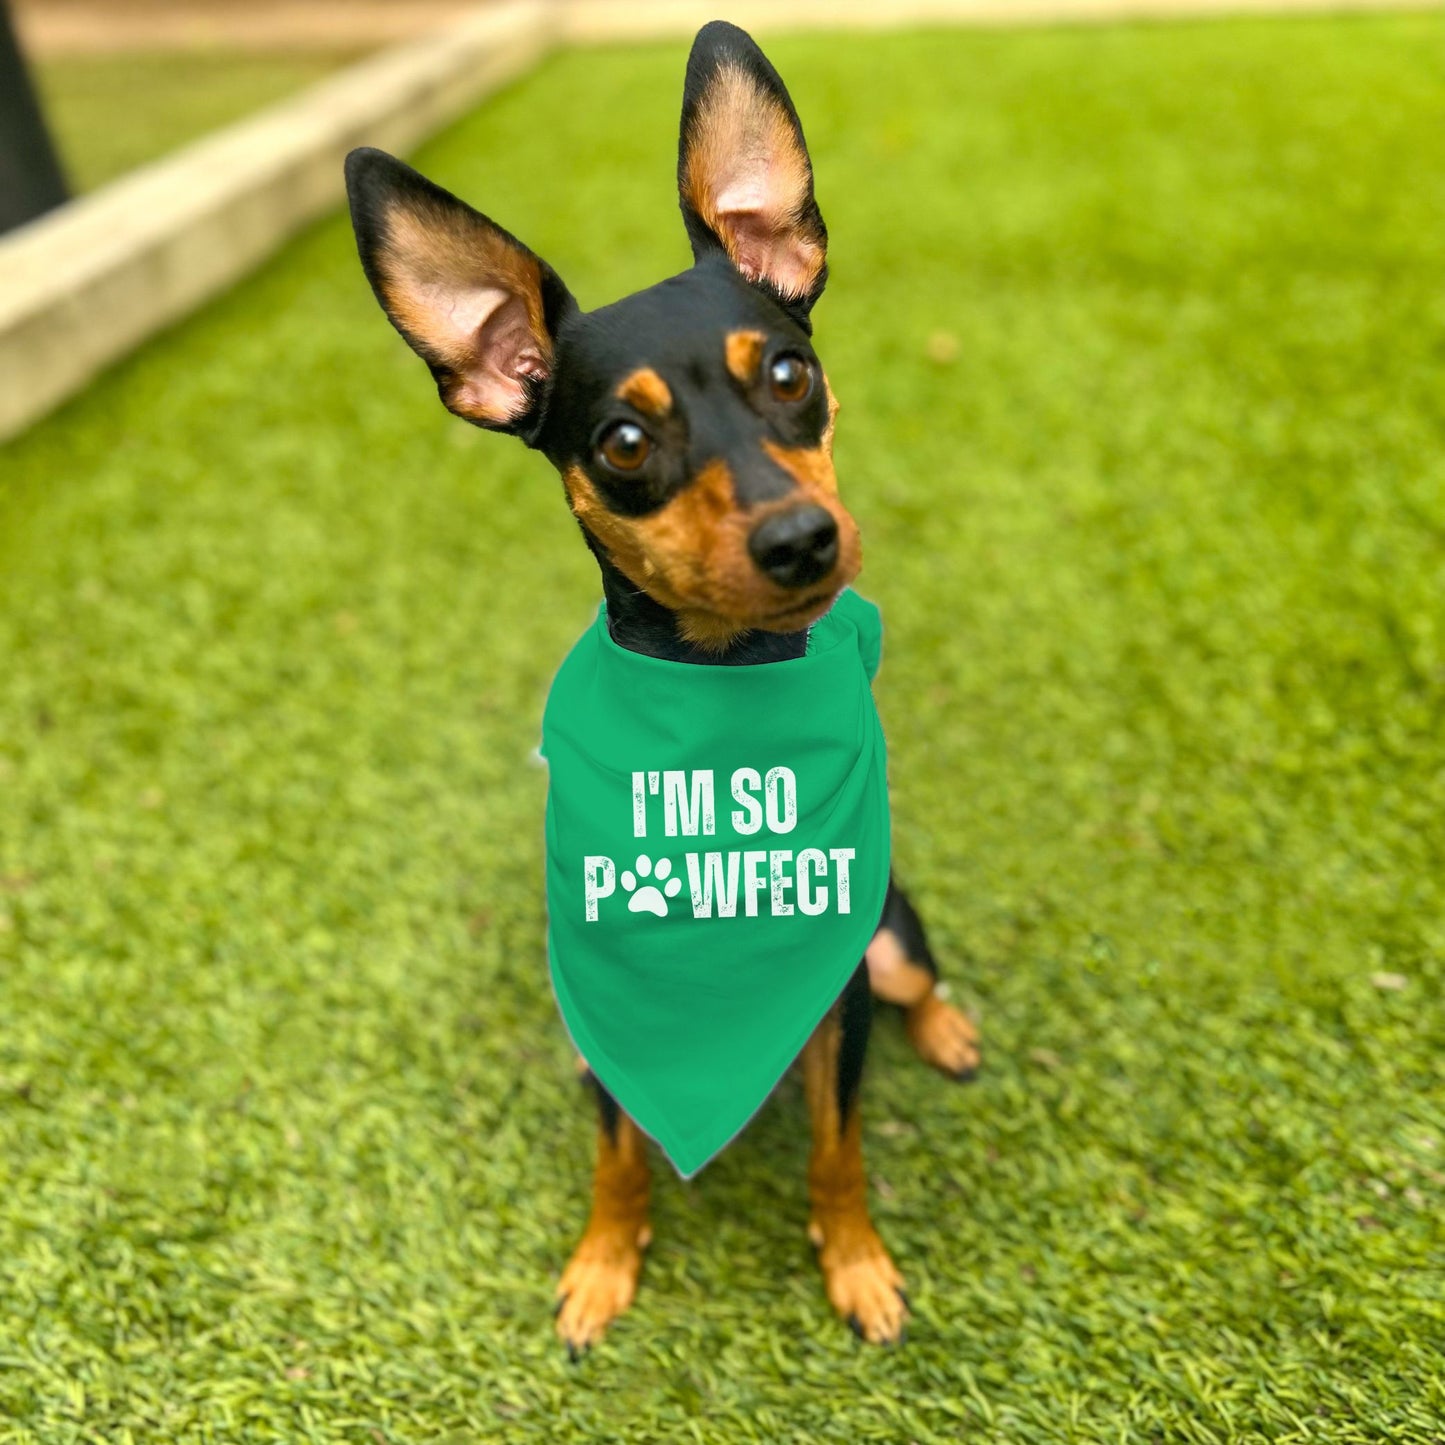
(0, 0), (69, 234)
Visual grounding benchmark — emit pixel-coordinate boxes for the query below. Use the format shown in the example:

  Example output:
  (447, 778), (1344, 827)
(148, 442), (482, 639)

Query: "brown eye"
(768, 353), (812, 403)
(597, 421), (651, 473)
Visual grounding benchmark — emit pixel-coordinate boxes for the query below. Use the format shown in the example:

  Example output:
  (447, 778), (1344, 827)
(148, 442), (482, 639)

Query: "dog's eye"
(597, 421), (651, 473)
(768, 353), (813, 403)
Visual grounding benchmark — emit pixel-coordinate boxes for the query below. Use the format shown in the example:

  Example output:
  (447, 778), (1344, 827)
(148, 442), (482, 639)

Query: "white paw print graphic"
(620, 854), (683, 917)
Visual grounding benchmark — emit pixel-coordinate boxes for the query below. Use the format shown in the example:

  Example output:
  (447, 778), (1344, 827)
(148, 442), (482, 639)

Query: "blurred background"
(8, 0), (458, 195)
(2, 1), (1443, 1441)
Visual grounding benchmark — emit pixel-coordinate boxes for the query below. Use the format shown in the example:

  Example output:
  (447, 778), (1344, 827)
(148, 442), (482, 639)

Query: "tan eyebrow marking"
(615, 368), (673, 418)
(725, 329), (767, 386)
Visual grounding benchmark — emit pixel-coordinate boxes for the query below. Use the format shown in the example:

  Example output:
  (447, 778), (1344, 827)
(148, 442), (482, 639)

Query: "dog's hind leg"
(803, 962), (908, 1344)
(866, 875), (980, 1081)
(555, 1074), (652, 1357)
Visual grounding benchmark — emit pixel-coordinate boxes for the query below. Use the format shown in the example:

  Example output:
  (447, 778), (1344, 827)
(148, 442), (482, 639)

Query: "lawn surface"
(3, 14), (1444, 1443)
(33, 50), (357, 191)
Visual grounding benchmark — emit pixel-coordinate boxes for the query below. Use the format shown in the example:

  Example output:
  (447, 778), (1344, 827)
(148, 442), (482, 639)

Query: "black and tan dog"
(344, 20), (980, 1351)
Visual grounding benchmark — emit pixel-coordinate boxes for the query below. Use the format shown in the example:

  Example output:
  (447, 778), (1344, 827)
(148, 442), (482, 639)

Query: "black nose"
(748, 505), (840, 589)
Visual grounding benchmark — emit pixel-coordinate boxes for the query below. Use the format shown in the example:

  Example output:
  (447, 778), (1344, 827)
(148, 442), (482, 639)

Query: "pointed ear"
(343, 147), (574, 440)
(677, 22), (828, 324)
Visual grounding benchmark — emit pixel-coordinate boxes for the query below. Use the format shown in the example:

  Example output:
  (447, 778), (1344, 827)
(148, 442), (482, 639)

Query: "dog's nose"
(748, 505), (839, 589)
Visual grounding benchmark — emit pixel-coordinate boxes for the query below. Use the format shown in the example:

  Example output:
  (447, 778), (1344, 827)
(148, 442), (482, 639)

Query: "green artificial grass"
(32, 50), (358, 191)
(3, 14), (1445, 1442)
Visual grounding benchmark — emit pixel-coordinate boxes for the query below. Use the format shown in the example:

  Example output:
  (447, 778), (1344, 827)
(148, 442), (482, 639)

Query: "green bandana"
(541, 589), (890, 1177)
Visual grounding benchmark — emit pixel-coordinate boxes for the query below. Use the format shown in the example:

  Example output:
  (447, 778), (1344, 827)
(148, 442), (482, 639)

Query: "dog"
(343, 20), (981, 1352)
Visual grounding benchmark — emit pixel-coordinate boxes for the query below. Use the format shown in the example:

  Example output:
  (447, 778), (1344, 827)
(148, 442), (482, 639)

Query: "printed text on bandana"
(582, 767), (856, 922)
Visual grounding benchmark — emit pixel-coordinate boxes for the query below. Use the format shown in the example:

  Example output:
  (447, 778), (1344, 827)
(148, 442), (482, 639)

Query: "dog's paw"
(554, 1222), (650, 1357)
(809, 1217), (908, 1345)
(906, 992), (981, 1081)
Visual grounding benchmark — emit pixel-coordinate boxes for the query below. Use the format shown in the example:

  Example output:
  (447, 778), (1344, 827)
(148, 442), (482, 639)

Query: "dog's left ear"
(677, 21), (828, 326)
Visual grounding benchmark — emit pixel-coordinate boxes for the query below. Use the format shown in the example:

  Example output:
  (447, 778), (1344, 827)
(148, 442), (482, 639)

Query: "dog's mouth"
(673, 581), (846, 651)
(680, 531), (861, 641)
(756, 587), (840, 628)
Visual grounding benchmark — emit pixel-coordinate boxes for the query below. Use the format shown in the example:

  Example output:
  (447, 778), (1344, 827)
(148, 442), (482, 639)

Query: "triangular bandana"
(541, 589), (890, 1176)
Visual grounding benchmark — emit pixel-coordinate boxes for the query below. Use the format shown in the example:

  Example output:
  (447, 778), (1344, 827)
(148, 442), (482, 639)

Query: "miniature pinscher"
(344, 20), (981, 1351)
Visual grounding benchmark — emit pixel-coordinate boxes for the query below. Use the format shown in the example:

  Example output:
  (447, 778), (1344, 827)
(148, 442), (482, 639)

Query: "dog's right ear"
(344, 147), (574, 442)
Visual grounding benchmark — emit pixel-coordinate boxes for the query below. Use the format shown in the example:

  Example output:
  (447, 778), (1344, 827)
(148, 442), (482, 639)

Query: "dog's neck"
(591, 545), (810, 666)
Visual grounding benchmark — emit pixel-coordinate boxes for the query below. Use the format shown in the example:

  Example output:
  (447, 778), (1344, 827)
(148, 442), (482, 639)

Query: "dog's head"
(345, 21), (858, 648)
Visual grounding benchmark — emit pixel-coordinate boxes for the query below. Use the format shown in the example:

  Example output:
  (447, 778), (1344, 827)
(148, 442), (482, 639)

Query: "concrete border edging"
(560, 0), (1444, 43)
(0, 0), (554, 442)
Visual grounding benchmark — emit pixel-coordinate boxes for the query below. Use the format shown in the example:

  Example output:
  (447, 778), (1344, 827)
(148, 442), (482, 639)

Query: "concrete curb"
(560, 0), (1444, 43)
(0, 0), (554, 442)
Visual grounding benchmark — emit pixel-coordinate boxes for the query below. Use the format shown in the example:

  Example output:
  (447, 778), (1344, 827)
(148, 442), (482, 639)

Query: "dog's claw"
(847, 1313), (864, 1339)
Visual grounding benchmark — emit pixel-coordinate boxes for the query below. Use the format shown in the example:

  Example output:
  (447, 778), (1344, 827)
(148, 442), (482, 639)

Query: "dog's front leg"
(867, 875), (981, 1080)
(555, 1076), (651, 1357)
(802, 962), (908, 1344)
